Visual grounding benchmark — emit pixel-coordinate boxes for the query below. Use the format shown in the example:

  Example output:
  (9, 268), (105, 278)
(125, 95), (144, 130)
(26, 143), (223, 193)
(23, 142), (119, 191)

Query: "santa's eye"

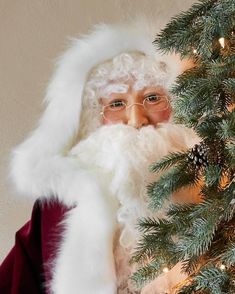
(145, 94), (160, 104)
(107, 100), (126, 111)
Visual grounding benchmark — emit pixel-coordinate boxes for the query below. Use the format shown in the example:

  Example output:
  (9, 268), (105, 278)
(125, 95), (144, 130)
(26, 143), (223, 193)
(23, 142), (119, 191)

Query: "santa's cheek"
(150, 108), (172, 124)
(102, 117), (113, 125)
(102, 118), (125, 125)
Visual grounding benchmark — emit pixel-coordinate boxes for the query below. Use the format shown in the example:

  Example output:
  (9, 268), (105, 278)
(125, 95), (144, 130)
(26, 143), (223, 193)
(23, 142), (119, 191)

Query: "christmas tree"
(132, 0), (235, 293)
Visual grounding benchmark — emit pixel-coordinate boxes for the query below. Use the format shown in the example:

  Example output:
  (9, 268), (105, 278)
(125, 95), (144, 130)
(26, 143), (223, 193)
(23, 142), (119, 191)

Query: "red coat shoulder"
(0, 199), (70, 294)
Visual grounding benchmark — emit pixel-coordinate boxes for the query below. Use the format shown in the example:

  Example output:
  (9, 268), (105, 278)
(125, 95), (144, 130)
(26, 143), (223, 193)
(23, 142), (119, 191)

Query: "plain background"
(0, 0), (196, 262)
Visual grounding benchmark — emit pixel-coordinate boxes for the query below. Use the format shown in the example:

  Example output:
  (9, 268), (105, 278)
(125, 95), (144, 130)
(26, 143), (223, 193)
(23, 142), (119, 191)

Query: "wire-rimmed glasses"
(100, 94), (170, 122)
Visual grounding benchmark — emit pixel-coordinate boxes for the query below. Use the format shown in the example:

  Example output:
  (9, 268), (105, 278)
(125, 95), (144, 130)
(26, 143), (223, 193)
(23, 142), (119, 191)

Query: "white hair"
(78, 51), (171, 140)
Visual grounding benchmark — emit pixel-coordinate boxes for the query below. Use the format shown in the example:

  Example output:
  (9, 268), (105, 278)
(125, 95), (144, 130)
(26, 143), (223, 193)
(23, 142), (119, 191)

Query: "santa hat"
(10, 19), (189, 205)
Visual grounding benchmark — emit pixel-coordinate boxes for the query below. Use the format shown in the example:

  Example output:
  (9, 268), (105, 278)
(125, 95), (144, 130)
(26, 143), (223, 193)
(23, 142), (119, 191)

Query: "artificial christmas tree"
(132, 0), (235, 293)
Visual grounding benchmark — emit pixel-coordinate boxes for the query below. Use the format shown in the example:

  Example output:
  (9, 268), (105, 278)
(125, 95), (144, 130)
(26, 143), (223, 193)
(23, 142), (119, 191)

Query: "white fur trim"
(51, 193), (117, 294)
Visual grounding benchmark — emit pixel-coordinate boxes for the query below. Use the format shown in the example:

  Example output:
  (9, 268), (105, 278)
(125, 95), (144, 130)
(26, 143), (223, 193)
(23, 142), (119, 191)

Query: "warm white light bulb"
(219, 37), (225, 48)
(193, 48), (197, 54)
(163, 267), (169, 273)
(220, 264), (226, 270)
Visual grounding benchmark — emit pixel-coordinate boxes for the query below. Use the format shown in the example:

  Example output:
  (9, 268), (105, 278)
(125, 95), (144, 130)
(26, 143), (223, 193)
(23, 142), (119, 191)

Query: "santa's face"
(100, 83), (172, 128)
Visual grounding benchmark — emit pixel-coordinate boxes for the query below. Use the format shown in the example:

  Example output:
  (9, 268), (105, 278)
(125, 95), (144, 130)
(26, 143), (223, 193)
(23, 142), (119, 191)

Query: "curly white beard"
(68, 123), (199, 293)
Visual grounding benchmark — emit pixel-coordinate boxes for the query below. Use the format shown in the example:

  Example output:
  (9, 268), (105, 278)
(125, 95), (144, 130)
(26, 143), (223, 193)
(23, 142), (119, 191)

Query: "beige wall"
(0, 0), (196, 262)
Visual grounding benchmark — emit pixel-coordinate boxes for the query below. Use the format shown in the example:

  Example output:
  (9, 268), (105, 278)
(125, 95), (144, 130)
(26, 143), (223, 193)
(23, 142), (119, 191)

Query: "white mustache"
(70, 123), (198, 170)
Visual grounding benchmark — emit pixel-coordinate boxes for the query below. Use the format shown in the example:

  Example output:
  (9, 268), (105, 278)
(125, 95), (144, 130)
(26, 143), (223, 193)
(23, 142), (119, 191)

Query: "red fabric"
(0, 200), (70, 294)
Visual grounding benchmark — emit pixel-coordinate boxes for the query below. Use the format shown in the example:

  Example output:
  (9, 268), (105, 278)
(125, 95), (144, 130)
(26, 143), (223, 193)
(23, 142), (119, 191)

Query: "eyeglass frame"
(100, 95), (170, 121)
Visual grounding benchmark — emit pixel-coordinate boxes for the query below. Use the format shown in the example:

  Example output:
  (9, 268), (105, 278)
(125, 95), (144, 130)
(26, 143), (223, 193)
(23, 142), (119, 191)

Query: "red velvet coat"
(0, 200), (70, 294)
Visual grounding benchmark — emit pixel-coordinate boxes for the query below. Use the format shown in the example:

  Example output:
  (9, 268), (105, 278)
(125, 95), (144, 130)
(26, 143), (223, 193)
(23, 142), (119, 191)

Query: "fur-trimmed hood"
(10, 19), (190, 206)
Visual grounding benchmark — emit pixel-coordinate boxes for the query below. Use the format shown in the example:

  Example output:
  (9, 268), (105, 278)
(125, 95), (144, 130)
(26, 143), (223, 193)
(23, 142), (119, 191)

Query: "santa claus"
(0, 20), (200, 294)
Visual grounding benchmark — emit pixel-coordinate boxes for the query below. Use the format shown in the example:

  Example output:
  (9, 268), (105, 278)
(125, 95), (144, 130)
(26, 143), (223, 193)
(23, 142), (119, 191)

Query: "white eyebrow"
(101, 84), (129, 98)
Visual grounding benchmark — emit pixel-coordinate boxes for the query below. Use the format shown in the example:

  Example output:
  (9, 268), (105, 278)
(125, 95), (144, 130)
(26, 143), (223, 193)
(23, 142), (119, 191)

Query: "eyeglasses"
(100, 94), (170, 122)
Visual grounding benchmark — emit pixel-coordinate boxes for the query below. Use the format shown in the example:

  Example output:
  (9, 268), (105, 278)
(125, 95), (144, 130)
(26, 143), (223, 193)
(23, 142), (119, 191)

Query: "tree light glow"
(163, 267), (169, 273)
(219, 37), (225, 48)
(220, 264), (226, 270)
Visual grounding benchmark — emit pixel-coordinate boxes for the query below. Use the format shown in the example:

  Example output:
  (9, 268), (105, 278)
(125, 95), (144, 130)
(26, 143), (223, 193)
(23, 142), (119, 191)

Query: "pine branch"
(154, 0), (216, 58)
(171, 66), (206, 97)
(195, 115), (222, 139)
(132, 219), (176, 264)
(149, 152), (187, 173)
(131, 260), (165, 288)
(155, 0), (235, 59)
(167, 203), (195, 219)
(217, 110), (235, 140)
(194, 266), (230, 294)
(167, 203), (196, 231)
(204, 164), (222, 187)
(209, 58), (235, 78)
(223, 78), (235, 94)
(136, 217), (171, 233)
(176, 216), (219, 259)
(226, 141), (235, 168)
(147, 163), (198, 210)
(181, 255), (201, 275)
(221, 241), (235, 266)
(177, 283), (198, 294)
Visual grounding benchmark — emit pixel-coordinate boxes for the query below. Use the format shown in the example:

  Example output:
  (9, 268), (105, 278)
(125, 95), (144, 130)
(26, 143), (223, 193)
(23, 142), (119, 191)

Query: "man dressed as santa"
(0, 20), (199, 294)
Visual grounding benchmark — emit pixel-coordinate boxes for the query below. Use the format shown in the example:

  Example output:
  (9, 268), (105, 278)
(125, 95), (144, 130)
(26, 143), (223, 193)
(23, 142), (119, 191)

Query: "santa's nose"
(127, 104), (149, 129)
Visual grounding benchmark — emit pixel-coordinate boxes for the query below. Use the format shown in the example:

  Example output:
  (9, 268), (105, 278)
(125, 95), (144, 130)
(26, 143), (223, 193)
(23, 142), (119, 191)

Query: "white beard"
(71, 123), (199, 248)
(50, 123), (199, 294)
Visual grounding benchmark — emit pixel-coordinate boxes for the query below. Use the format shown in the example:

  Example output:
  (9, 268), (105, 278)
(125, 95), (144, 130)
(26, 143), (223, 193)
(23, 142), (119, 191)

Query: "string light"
(163, 267), (169, 273)
(220, 264), (226, 270)
(193, 48), (197, 54)
(219, 37), (225, 48)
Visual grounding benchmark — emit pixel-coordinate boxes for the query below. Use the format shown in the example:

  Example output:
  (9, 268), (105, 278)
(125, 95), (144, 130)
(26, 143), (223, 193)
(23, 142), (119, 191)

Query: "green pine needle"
(148, 163), (198, 210)
(131, 259), (170, 288)
(195, 266), (229, 293)
(221, 242), (235, 266)
(149, 152), (187, 173)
